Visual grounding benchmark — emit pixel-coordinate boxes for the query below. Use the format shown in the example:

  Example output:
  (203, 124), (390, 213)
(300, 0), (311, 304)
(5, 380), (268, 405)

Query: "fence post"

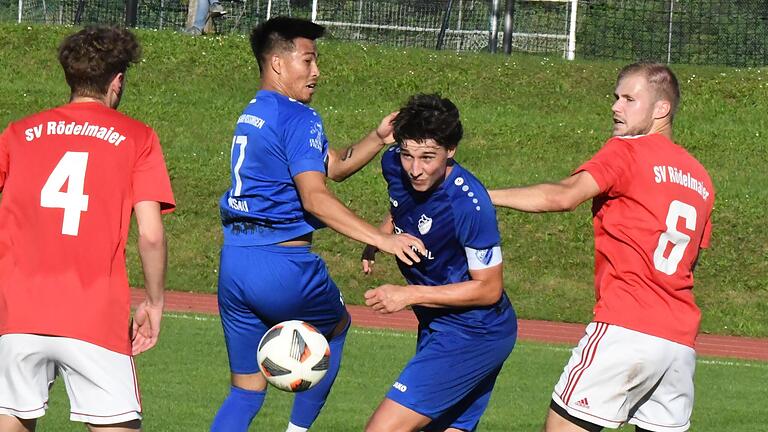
(502, 0), (515, 54)
(566, 0), (578, 60)
(125, 0), (138, 27)
(666, 0), (675, 64)
(436, 0), (454, 50)
(489, 0), (501, 53)
(311, 0), (317, 21)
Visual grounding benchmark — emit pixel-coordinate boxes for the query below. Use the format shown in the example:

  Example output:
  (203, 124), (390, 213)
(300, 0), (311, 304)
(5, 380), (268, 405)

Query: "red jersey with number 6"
(575, 134), (714, 348)
(0, 102), (175, 355)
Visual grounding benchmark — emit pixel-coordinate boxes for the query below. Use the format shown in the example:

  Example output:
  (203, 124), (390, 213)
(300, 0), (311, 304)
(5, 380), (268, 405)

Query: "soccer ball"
(257, 320), (331, 392)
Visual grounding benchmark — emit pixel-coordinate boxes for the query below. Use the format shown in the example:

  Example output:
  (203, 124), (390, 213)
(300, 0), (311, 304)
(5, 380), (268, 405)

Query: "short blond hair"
(618, 62), (680, 119)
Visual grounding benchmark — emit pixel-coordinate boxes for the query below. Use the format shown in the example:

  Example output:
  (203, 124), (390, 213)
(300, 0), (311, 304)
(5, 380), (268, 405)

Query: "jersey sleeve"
(133, 129), (175, 213)
(453, 189), (501, 250)
(574, 137), (635, 196)
(381, 144), (401, 184)
(0, 127), (9, 192)
(285, 111), (328, 177)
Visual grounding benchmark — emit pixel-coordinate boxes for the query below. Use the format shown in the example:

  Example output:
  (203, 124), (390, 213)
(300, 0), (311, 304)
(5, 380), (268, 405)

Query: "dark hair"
(618, 62), (681, 119)
(250, 17), (325, 72)
(58, 26), (141, 99)
(393, 94), (463, 149)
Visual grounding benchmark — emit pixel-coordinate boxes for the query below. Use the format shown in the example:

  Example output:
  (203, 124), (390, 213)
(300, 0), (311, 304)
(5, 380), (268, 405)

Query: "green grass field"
(33, 314), (768, 431)
(0, 24), (766, 338)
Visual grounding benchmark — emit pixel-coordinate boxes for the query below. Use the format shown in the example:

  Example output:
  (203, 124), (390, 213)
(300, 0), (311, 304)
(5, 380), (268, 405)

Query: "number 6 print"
(653, 200), (697, 275)
(40, 151), (90, 236)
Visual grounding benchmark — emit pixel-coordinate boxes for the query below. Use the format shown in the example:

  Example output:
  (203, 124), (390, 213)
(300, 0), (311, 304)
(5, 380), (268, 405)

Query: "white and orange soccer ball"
(257, 320), (331, 392)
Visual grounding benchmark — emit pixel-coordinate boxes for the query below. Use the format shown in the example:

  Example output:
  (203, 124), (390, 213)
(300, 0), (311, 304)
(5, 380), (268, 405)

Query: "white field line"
(163, 313), (767, 368)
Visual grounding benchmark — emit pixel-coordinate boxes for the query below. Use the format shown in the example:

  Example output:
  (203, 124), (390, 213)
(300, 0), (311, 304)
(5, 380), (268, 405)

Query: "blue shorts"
(386, 326), (517, 431)
(218, 244), (346, 374)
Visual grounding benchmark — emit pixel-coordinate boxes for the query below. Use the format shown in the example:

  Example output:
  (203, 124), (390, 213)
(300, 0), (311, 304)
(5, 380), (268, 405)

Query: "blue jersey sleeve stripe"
(289, 158), (327, 177)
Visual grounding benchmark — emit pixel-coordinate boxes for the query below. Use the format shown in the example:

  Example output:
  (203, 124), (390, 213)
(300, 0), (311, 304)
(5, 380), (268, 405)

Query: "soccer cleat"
(209, 2), (227, 17)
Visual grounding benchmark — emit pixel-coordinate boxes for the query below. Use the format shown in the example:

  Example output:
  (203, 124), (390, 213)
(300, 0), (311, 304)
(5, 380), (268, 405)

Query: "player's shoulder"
(7, 104), (154, 139)
(444, 163), (494, 218)
(266, 91), (321, 124)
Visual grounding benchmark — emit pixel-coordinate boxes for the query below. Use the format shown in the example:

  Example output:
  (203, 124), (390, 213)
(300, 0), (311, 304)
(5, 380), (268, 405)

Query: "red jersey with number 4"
(0, 102), (175, 355)
(575, 134), (714, 348)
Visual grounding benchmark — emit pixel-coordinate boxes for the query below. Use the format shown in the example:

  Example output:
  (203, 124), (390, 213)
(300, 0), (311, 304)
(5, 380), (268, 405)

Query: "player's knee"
(231, 372), (267, 391)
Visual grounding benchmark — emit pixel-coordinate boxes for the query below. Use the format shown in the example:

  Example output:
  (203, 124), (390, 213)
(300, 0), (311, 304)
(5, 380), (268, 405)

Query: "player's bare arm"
(364, 264), (503, 314)
(361, 213), (396, 274)
(131, 200), (166, 356)
(294, 170), (425, 265)
(489, 171), (601, 213)
(326, 112), (397, 182)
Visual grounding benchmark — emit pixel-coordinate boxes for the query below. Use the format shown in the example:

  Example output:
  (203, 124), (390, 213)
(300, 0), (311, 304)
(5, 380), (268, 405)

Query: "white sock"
(285, 422), (308, 432)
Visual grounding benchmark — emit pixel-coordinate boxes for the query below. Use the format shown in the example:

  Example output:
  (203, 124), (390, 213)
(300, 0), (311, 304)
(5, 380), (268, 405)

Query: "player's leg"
(627, 341), (695, 432)
(366, 398), (432, 432)
(286, 253), (351, 431)
(548, 323), (678, 432)
(545, 402), (603, 432)
(426, 330), (517, 432)
(85, 420), (141, 431)
(0, 416), (37, 432)
(211, 246), (272, 432)
(367, 326), (516, 432)
(48, 337), (142, 429)
(0, 334), (58, 432)
(287, 313), (348, 430)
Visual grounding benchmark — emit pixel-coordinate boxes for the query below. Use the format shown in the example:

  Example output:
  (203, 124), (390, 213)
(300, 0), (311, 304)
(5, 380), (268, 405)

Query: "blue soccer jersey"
(219, 90), (329, 245)
(382, 144), (515, 335)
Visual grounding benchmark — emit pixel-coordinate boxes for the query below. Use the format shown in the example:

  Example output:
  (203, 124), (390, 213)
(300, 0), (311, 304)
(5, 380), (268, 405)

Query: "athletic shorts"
(386, 325), (517, 431)
(552, 322), (696, 432)
(218, 244), (346, 374)
(0, 334), (142, 424)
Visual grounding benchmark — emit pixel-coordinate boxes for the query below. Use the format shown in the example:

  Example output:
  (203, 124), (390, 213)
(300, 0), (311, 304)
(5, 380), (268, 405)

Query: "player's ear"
(446, 147), (457, 159)
(270, 53), (282, 75)
(654, 99), (672, 120)
(109, 72), (124, 94)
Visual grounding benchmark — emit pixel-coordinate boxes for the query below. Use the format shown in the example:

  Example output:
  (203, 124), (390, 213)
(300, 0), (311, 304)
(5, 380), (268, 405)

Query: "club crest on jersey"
(476, 248), (493, 265)
(309, 121), (324, 151)
(417, 214), (432, 235)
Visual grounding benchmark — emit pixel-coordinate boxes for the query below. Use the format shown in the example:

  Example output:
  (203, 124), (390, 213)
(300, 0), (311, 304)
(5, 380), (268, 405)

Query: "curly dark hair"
(58, 26), (141, 99)
(393, 94), (463, 149)
(250, 16), (325, 73)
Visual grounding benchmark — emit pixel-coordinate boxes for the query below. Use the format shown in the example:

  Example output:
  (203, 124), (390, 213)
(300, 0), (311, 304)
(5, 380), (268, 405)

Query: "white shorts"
(552, 322), (695, 432)
(0, 334), (142, 425)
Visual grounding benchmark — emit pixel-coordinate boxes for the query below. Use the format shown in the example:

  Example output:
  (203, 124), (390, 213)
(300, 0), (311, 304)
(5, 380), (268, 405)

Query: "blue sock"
(289, 320), (349, 428)
(210, 386), (266, 432)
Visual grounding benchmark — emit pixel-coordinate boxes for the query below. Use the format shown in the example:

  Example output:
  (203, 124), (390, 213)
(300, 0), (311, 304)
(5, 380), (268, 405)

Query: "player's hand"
(376, 233), (425, 266)
(361, 244), (379, 274)
(375, 111), (399, 144)
(365, 284), (410, 314)
(131, 299), (164, 356)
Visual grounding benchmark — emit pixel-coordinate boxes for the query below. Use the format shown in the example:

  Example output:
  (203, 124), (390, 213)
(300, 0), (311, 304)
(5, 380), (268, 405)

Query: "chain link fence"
(1, 0), (766, 66)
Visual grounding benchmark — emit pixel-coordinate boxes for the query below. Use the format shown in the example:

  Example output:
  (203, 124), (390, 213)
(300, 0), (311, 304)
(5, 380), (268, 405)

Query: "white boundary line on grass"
(164, 313), (767, 369)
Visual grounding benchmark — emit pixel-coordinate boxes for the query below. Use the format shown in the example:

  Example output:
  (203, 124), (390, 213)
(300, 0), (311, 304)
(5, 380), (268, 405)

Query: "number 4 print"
(653, 200), (697, 275)
(40, 152), (89, 236)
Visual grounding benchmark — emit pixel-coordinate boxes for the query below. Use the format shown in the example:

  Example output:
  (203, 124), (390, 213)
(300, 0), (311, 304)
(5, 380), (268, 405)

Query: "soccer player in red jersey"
(0, 26), (175, 432)
(490, 63), (714, 432)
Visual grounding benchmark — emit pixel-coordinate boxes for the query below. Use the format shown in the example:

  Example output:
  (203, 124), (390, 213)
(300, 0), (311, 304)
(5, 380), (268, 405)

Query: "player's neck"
(648, 121), (674, 141)
(70, 95), (108, 106)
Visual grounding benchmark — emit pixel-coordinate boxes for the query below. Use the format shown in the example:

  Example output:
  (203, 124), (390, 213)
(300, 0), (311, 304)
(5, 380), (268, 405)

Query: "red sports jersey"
(575, 134), (714, 347)
(0, 102), (175, 355)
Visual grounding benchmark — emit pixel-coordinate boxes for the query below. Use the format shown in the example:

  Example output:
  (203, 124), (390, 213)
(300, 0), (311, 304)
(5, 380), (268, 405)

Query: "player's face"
(611, 73), (657, 136)
(279, 37), (320, 103)
(400, 139), (456, 192)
